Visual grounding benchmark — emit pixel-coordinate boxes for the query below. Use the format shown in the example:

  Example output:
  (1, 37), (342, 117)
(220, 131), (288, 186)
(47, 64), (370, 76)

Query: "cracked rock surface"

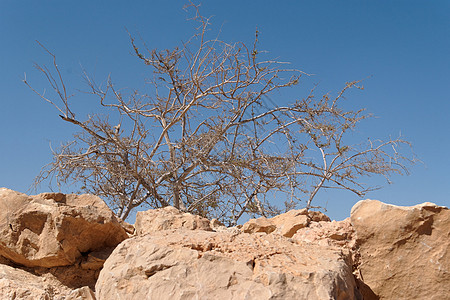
(96, 229), (361, 300)
(0, 188), (128, 268)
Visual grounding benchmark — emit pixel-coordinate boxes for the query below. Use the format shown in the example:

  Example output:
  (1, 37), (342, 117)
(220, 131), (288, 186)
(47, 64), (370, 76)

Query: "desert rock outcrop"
(1, 188), (448, 299)
(351, 200), (449, 300)
(96, 228), (361, 300)
(0, 188), (128, 268)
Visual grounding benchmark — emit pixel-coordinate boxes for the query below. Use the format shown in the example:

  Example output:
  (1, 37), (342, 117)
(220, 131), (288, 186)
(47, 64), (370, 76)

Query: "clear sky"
(1, 1), (449, 222)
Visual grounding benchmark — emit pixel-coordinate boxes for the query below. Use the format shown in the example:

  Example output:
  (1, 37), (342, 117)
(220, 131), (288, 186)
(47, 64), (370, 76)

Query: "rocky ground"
(0, 187), (448, 299)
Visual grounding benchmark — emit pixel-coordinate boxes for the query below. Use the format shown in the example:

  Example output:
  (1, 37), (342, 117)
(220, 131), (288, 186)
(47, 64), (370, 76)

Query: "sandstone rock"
(134, 206), (212, 235)
(66, 286), (96, 300)
(80, 248), (114, 270)
(118, 219), (135, 236)
(243, 209), (331, 238)
(0, 263), (97, 299)
(293, 218), (356, 248)
(210, 218), (226, 231)
(271, 209), (330, 238)
(0, 188), (128, 268)
(307, 210), (332, 222)
(96, 229), (361, 299)
(351, 200), (450, 300)
(32, 264), (99, 291)
(242, 217), (276, 234)
(0, 263), (71, 299)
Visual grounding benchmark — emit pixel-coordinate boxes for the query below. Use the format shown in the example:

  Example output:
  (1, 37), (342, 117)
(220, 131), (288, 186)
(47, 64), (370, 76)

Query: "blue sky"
(1, 1), (449, 222)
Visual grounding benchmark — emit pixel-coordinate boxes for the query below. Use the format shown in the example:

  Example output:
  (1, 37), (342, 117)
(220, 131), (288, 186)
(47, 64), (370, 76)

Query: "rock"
(40, 192), (66, 203)
(32, 264), (99, 291)
(307, 210), (332, 223)
(134, 206), (212, 235)
(351, 200), (450, 300)
(96, 229), (361, 299)
(293, 218), (356, 248)
(80, 248), (114, 270)
(210, 218), (226, 231)
(243, 209), (331, 238)
(0, 263), (71, 299)
(0, 263), (97, 299)
(0, 188), (128, 268)
(66, 286), (96, 300)
(118, 219), (135, 236)
(242, 217), (276, 234)
(271, 209), (330, 238)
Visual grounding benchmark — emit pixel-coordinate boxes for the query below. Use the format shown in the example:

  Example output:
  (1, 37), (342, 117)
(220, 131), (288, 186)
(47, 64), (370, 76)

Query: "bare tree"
(24, 4), (414, 224)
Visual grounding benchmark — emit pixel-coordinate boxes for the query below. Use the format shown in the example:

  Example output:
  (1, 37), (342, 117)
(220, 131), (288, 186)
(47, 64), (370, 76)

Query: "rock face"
(1, 187), (448, 299)
(0, 188), (128, 268)
(134, 206), (212, 235)
(351, 200), (450, 300)
(96, 229), (361, 300)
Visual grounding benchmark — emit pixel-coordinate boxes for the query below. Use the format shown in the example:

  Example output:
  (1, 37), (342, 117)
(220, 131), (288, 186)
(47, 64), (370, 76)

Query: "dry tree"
(25, 3), (415, 224)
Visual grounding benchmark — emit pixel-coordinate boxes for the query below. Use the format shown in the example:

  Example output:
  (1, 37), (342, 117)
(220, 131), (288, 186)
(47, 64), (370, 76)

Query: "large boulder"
(134, 206), (212, 235)
(0, 188), (128, 268)
(351, 200), (450, 300)
(96, 229), (361, 299)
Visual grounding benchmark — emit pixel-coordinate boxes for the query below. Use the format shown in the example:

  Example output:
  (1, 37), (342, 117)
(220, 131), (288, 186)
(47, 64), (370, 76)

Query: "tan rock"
(96, 229), (361, 299)
(242, 217), (276, 234)
(34, 264), (99, 291)
(80, 248), (114, 270)
(66, 286), (96, 300)
(118, 219), (135, 236)
(0, 263), (97, 299)
(351, 200), (450, 300)
(134, 206), (212, 235)
(210, 218), (226, 231)
(293, 218), (356, 248)
(0, 188), (128, 268)
(0, 263), (71, 299)
(307, 210), (332, 222)
(244, 209), (331, 238)
(271, 209), (309, 237)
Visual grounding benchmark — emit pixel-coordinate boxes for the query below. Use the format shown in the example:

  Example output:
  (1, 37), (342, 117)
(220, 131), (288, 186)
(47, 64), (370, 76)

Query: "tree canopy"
(25, 4), (414, 224)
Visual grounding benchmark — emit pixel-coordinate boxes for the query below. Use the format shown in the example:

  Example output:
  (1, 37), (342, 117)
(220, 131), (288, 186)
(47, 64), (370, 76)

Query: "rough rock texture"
(0, 252), (99, 291)
(66, 286), (96, 300)
(243, 209), (331, 238)
(242, 217), (276, 234)
(118, 219), (136, 236)
(2, 188), (447, 299)
(134, 206), (212, 235)
(0, 188), (128, 268)
(0, 262), (96, 299)
(34, 264), (100, 291)
(0, 263), (72, 299)
(351, 200), (450, 300)
(293, 218), (356, 249)
(96, 229), (361, 300)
